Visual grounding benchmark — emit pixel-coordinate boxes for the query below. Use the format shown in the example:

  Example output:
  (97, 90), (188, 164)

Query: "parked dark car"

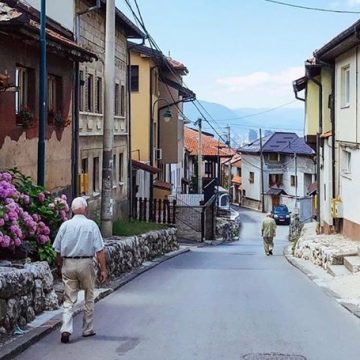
(272, 205), (291, 225)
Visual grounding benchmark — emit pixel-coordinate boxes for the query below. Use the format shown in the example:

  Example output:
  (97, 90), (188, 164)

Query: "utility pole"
(294, 152), (298, 199)
(100, 0), (115, 237)
(259, 129), (265, 213)
(196, 118), (202, 193)
(226, 125), (232, 196)
(37, 0), (46, 186)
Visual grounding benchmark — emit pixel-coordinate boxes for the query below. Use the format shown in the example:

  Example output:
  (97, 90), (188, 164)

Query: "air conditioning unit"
(154, 148), (162, 160)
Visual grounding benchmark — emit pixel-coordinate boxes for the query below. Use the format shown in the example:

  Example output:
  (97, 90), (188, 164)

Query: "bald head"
(71, 197), (87, 215)
(267, 212), (273, 217)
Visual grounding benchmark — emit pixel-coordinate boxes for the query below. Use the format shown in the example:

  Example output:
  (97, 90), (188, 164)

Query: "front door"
(272, 195), (280, 208)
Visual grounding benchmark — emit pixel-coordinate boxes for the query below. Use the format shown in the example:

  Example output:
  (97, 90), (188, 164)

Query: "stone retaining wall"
(105, 227), (178, 278)
(216, 216), (240, 241)
(0, 228), (178, 334)
(0, 262), (58, 334)
(294, 223), (360, 269)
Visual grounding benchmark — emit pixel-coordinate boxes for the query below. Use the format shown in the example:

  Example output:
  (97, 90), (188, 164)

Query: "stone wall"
(175, 206), (202, 242)
(216, 216), (240, 241)
(0, 262), (58, 334)
(0, 228), (178, 334)
(294, 223), (359, 269)
(105, 227), (178, 278)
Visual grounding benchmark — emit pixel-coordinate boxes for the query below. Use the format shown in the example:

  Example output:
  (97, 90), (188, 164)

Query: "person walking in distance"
(261, 212), (277, 256)
(53, 197), (108, 344)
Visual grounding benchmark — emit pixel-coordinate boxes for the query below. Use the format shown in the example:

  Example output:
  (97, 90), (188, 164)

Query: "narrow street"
(17, 208), (360, 360)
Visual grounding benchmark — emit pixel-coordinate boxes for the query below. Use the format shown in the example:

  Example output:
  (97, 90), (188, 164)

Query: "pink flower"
(14, 238), (21, 247)
(61, 194), (67, 201)
(1, 235), (10, 248)
(0, 219), (4, 227)
(38, 192), (46, 203)
(38, 235), (49, 244)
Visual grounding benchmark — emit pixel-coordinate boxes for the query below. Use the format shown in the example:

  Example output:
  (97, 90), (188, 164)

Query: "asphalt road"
(17, 208), (360, 360)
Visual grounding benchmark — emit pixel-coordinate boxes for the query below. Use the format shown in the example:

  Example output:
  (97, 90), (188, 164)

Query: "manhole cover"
(242, 354), (306, 360)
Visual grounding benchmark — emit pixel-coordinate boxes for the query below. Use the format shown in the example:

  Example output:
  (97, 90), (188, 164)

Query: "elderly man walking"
(53, 197), (108, 344)
(261, 212), (277, 256)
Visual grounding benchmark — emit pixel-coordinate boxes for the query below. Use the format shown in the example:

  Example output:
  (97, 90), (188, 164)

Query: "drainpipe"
(309, 76), (322, 228)
(149, 66), (156, 205)
(330, 65), (336, 227)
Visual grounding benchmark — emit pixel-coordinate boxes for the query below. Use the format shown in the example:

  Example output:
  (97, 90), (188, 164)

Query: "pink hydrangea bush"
(0, 170), (70, 255)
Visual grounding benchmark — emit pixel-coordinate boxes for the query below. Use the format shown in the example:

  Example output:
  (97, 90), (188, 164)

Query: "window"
(80, 158), (89, 195)
(113, 154), (117, 185)
(130, 65), (139, 92)
(115, 83), (120, 115)
(93, 157), (99, 192)
(237, 168), (242, 177)
(87, 74), (94, 112)
(268, 153), (280, 162)
(15, 66), (33, 114)
(291, 175), (297, 187)
(342, 149), (351, 174)
(119, 153), (124, 182)
(96, 76), (102, 113)
(269, 174), (283, 186)
(120, 85), (125, 116)
(205, 162), (212, 175)
(47, 74), (62, 124)
(249, 171), (254, 184)
(341, 65), (351, 107)
(79, 70), (84, 112)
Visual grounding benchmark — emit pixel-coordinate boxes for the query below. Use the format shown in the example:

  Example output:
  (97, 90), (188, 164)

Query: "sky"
(116, 0), (360, 110)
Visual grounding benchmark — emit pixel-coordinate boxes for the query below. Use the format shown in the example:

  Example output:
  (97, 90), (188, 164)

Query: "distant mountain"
(183, 100), (304, 145)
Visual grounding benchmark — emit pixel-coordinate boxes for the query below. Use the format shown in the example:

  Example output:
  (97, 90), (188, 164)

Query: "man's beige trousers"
(61, 258), (96, 335)
(263, 236), (274, 255)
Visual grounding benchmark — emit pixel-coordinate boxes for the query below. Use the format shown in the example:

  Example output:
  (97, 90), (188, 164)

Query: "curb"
(283, 245), (360, 319)
(0, 247), (190, 360)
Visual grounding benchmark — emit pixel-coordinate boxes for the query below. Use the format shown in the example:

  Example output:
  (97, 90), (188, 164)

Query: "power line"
(265, 0), (360, 14)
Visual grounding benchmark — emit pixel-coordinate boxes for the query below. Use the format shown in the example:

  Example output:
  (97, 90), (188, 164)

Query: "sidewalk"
(285, 223), (360, 319)
(0, 247), (190, 360)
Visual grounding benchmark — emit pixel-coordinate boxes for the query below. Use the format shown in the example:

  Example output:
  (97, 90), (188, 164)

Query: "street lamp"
(149, 97), (173, 206)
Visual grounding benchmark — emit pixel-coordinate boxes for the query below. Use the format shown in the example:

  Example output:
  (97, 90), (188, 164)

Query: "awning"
(266, 187), (287, 196)
(154, 180), (172, 191)
(308, 182), (317, 196)
(232, 175), (242, 185)
(160, 77), (196, 101)
(320, 131), (332, 139)
(132, 160), (159, 174)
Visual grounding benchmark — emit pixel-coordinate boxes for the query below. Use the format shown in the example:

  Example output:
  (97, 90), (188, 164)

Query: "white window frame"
(15, 66), (29, 114)
(341, 65), (351, 108)
(341, 149), (351, 175)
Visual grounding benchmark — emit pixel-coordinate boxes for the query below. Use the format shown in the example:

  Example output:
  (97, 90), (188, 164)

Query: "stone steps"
(327, 264), (352, 277)
(344, 256), (360, 273)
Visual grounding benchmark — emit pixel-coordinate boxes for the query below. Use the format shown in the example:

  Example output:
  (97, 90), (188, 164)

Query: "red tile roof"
(154, 180), (172, 191)
(184, 127), (235, 157)
(132, 160), (160, 174)
(232, 176), (242, 185)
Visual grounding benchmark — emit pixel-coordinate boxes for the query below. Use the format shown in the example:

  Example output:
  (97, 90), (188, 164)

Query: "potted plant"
(17, 106), (34, 128)
(54, 111), (66, 128)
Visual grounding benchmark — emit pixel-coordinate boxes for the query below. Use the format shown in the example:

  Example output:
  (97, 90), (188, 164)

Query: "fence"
(132, 197), (177, 224)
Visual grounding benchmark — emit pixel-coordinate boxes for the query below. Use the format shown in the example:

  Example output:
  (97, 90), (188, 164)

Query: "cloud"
(209, 67), (304, 108)
(217, 67), (304, 90)
(348, 0), (360, 6)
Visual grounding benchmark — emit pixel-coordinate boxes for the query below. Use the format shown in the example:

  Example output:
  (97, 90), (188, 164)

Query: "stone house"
(0, 0), (95, 196)
(239, 132), (315, 213)
(293, 19), (360, 239)
(75, 0), (144, 220)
